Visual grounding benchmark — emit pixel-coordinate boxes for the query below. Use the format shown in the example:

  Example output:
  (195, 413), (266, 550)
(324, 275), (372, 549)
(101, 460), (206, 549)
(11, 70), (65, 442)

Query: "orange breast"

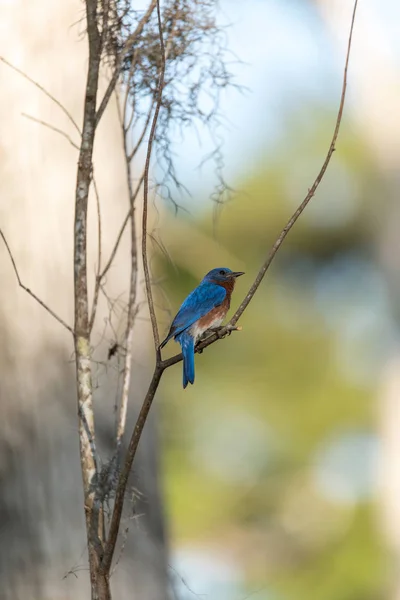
(197, 305), (225, 330)
(196, 293), (231, 331)
(190, 282), (234, 340)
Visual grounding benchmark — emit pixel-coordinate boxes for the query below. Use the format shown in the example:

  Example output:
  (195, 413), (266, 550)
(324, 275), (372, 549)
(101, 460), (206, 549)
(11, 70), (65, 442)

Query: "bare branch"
(141, 0), (166, 354)
(99, 0), (358, 586)
(100, 0), (166, 575)
(99, 0), (111, 51)
(229, 0), (359, 326)
(0, 56), (81, 136)
(120, 0), (360, 510)
(0, 228), (74, 335)
(162, 0), (360, 366)
(112, 88), (139, 464)
(98, 173), (145, 281)
(110, 526), (129, 577)
(95, 0), (157, 128)
(73, 1), (105, 594)
(115, 324), (133, 448)
(21, 113), (80, 150)
(100, 364), (164, 575)
(123, 6), (179, 163)
(122, 47), (140, 135)
(127, 100), (155, 162)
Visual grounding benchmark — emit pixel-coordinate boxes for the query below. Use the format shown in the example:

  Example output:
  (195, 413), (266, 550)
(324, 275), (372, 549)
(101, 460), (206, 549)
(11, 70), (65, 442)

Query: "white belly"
(190, 315), (224, 343)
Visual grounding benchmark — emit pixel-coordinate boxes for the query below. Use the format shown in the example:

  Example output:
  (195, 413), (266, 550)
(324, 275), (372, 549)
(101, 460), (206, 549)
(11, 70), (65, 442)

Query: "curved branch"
(163, 0), (359, 364)
(141, 0), (166, 355)
(230, 0), (358, 325)
(99, 0), (165, 575)
(100, 0), (359, 578)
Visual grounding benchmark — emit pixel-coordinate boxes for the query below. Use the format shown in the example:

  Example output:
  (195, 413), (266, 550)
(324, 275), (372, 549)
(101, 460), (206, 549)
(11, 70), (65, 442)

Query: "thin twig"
(99, 173), (145, 280)
(127, 101), (155, 162)
(110, 526), (129, 577)
(101, 0), (359, 578)
(229, 0), (359, 326)
(115, 318), (133, 450)
(141, 0), (166, 353)
(0, 229), (74, 335)
(163, 2), (181, 60)
(99, 0), (111, 51)
(164, 0), (360, 363)
(93, 173), (102, 276)
(122, 49), (139, 134)
(0, 56), (81, 135)
(121, 0), (360, 483)
(21, 113), (80, 150)
(99, 0), (165, 574)
(99, 364), (164, 575)
(125, 103), (137, 139)
(95, 0), (157, 128)
(113, 89), (139, 464)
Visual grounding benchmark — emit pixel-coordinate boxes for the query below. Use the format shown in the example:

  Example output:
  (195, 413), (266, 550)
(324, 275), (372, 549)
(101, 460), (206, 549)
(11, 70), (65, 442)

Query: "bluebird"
(160, 267), (244, 388)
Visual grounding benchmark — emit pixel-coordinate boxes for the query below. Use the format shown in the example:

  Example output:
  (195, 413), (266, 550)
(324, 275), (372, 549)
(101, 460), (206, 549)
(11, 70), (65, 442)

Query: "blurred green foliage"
(156, 107), (386, 600)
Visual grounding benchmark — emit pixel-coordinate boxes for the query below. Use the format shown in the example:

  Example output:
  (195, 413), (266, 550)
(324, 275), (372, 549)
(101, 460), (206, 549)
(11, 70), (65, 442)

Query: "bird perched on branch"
(160, 267), (244, 388)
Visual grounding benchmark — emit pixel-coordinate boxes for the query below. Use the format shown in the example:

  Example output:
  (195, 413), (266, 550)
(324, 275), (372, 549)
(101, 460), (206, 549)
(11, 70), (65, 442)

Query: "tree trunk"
(0, 0), (169, 598)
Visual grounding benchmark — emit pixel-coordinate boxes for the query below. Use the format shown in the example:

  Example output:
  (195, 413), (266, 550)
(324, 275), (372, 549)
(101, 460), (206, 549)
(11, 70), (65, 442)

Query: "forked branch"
(101, 0), (360, 578)
(165, 0), (359, 363)
(99, 0), (165, 575)
(21, 113), (80, 150)
(0, 56), (81, 135)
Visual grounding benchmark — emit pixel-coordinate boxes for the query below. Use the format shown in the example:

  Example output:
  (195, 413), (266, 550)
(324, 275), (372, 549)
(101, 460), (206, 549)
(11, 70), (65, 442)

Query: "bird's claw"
(196, 325), (242, 352)
(210, 325), (242, 339)
(210, 326), (225, 339)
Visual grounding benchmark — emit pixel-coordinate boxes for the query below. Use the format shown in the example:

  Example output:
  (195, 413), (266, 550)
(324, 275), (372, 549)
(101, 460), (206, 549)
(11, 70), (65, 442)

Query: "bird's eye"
(219, 270), (226, 275)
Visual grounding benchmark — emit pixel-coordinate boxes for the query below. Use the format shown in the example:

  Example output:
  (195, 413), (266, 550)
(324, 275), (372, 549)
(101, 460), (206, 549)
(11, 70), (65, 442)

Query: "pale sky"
(166, 0), (400, 208)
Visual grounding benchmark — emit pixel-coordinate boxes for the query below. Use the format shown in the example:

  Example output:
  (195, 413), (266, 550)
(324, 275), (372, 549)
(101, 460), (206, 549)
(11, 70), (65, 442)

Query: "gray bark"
(0, 0), (169, 597)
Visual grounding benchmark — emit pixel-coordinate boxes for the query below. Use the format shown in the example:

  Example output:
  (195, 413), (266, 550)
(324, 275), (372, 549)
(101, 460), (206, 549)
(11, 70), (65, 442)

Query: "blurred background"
(0, 0), (399, 599)
(156, 1), (400, 599)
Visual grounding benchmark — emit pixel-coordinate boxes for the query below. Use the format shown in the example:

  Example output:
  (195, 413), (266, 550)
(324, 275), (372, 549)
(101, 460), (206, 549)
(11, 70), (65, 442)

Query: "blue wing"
(160, 282), (226, 347)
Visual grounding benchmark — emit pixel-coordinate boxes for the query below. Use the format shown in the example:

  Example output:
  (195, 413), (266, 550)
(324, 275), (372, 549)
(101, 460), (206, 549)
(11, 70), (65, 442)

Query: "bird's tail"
(179, 333), (195, 389)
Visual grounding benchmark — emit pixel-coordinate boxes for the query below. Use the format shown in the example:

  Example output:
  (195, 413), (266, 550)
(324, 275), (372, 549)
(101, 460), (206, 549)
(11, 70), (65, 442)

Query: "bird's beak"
(231, 271), (245, 278)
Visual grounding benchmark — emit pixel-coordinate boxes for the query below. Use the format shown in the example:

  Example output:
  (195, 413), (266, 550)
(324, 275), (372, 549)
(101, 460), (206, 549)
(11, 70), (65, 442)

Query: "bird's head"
(202, 267), (245, 285)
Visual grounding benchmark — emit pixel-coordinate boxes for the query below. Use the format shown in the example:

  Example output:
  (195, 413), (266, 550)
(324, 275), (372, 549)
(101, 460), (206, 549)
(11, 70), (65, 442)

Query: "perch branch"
(164, 0), (359, 363)
(230, 0), (359, 325)
(102, 0), (359, 578)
